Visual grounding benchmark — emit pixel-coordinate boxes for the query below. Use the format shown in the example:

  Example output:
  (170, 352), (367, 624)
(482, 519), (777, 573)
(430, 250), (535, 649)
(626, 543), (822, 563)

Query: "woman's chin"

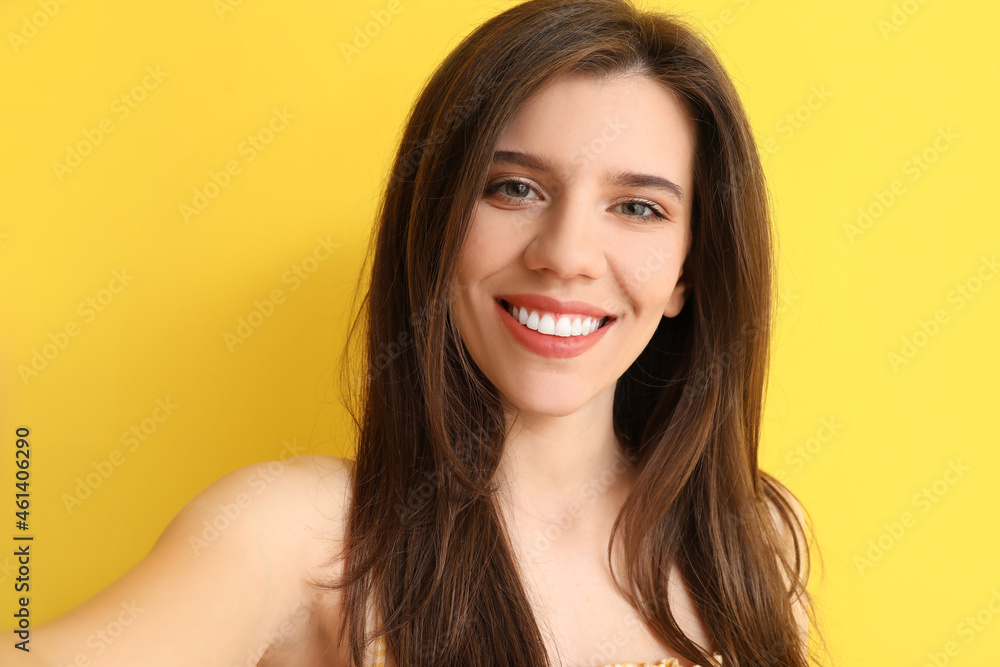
(499, 384), (609, 420)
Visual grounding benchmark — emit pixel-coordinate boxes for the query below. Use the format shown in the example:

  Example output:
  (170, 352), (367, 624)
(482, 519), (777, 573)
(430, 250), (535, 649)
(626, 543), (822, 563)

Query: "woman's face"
(450, 73), (696, 417)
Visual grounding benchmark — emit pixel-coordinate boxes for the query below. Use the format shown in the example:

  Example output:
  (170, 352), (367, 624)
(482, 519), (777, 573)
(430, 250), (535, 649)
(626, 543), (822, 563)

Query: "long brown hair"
(323, 1), (825, 665)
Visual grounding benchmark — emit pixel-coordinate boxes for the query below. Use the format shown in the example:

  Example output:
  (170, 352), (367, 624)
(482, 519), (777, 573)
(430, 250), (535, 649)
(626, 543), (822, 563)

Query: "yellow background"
(1, 0), (998, 664)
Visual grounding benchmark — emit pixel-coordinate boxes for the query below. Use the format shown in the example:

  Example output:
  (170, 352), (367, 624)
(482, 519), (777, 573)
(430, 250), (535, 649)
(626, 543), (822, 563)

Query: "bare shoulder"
(156, 453), (355, 583)
(761, 476), (811, 645)
(266, 454), (356, 579)
(2, 455), (356, 667)
(169, 453), (351, 525)
(242, 454), (359, 667)
(762, 478), (807, 550)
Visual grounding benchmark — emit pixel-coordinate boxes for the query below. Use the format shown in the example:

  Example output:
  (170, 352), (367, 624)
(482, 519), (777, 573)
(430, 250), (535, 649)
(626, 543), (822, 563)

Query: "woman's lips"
(494, 298), (614, 358)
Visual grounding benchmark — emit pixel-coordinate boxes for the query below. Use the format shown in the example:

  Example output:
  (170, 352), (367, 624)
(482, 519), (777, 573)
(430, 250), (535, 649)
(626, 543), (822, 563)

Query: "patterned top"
(372, 635), (723, 666)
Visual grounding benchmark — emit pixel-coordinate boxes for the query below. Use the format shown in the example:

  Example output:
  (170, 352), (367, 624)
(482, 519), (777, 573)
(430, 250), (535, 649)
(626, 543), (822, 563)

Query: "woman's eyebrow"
(492, 150), (685, 205)
(493, 150), (555, 173)
(606, 169), (685, 205)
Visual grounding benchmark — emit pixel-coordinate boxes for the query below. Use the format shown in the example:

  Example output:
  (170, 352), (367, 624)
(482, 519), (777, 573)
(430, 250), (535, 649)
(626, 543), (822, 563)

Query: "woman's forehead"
(491, 73), (697, 195)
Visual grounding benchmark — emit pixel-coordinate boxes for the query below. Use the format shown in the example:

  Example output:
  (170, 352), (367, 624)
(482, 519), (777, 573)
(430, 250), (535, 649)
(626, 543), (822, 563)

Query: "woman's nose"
(521, 193), (608, 281)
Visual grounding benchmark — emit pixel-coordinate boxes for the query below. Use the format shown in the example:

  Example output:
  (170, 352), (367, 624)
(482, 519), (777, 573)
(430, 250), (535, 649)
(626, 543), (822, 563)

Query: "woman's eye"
(486, 179), (539, 201)
(503, 182), (530, 198)
(616, 200), (667, 221)
(621, 201), (650, 216)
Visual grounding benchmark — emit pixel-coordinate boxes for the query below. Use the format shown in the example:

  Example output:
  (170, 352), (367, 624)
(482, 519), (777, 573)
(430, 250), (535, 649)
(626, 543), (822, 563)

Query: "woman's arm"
(1, 454), (352, 667)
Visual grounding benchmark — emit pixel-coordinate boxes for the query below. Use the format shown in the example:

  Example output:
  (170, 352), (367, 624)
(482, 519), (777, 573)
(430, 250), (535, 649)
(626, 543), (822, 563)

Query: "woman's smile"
(500, 298), (612, 337)
(494, 296), (616, 358)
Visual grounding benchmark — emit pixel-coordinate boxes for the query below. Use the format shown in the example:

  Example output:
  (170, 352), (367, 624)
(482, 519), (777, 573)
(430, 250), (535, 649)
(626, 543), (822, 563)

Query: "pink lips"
(495, 293), (613, 320)
(494, 298), (614, 358)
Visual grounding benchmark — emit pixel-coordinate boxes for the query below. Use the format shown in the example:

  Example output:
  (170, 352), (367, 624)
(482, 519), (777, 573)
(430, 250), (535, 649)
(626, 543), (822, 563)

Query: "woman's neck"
(492, 394), (639, 556)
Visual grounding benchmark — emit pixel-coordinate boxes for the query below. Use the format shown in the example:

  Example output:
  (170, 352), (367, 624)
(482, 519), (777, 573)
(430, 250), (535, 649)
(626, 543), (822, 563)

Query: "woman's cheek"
(619, 240), (669, 285)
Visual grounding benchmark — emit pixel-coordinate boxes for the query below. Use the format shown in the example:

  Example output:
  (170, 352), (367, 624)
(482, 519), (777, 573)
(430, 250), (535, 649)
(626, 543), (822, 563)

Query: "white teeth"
(526, 310), (540, 330)
(505, 301), (606, 338)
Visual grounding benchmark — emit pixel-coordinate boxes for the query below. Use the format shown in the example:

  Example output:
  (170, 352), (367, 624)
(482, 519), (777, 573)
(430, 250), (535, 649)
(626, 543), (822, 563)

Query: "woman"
(9, 0), (822, 665)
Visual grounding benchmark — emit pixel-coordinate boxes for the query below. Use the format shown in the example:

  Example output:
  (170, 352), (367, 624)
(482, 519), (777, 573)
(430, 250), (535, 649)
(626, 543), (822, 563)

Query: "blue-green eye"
(616, 200), (668, 222)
